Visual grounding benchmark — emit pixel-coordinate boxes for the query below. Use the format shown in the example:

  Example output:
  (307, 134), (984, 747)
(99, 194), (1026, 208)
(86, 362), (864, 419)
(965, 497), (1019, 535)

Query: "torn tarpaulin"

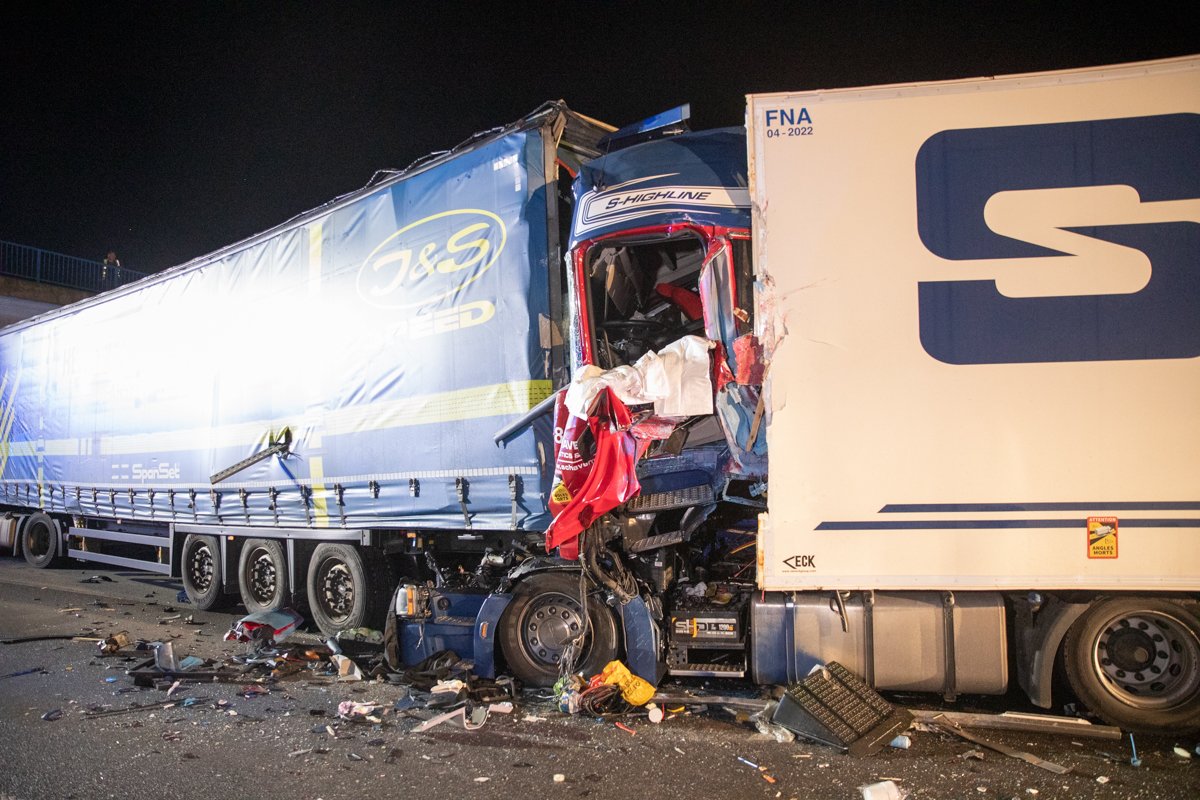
(546, 387), (640, 556)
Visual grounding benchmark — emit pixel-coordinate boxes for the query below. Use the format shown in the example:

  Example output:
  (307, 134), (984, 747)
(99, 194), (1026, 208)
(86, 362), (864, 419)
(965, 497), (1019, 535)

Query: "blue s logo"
(915, 114), (1200, 364)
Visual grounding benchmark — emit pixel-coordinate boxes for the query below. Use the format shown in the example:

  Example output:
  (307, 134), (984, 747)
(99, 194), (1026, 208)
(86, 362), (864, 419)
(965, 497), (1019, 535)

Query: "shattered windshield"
(585, 234), (706, 369)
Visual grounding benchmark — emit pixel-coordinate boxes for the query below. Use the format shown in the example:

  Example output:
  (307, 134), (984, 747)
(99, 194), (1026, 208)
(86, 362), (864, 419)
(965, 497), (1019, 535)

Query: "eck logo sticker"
(1087, 516), (1119, 559)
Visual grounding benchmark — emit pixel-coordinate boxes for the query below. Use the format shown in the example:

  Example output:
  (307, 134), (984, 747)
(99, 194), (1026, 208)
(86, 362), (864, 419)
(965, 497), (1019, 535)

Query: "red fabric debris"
(546, 388), (641, 555)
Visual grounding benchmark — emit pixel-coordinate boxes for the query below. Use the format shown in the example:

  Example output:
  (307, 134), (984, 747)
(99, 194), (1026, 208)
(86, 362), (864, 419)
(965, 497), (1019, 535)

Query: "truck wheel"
(1064, 596), (1200, 732)
(306, 543), (391, 636)
(181, 534), (225, 610)
(237, 538), (289, 614)
(498, 571), (619, 687)
(21, 513), (61, 569)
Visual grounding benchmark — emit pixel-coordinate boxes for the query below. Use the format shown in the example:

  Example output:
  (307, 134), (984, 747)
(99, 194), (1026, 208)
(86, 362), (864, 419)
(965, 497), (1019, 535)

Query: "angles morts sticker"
(1087, 516), (1119, 559)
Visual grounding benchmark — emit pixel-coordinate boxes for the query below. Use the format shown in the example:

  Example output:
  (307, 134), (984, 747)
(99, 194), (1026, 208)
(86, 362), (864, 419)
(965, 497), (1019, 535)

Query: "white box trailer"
(746, 57), (1200, 730)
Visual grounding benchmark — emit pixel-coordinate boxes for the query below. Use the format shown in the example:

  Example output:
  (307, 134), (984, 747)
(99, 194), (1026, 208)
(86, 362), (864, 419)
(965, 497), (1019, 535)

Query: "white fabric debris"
(565, 335), (715, 418)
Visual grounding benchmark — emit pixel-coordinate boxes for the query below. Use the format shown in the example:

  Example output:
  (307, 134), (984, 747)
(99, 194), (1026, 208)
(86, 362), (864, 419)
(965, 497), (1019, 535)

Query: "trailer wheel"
(1064, 597), (1200, 732)
(21, 513), (61, 569)
(306, 543), (391, 636)
(237, 539), (289, 614)
(181, 534), (225, 611)
(498, 571), (619, 687)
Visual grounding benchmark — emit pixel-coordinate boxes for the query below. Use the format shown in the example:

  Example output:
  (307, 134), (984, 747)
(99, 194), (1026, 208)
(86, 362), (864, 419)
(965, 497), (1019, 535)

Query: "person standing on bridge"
(101, 250), (120, 285)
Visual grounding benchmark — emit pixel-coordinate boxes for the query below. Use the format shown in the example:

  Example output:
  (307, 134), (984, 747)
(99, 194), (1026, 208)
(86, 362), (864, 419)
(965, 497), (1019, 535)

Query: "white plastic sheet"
(565, 336), (715, 418)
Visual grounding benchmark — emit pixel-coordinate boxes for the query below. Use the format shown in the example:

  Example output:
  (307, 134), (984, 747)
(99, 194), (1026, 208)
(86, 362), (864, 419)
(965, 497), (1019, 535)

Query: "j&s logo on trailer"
(357, 209), (507, 311)
(915, 114), (1200, 365)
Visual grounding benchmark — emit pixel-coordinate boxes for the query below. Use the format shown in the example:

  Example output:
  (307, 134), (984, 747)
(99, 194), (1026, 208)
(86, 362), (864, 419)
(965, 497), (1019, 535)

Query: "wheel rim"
(246, 547), (278, 605)
(316, 559), (355, 626)
(1090, 609), (1200, 710)
(27, 523), (52, 558)
(187, 541), (215, 594)
(518, 590), (588, 669)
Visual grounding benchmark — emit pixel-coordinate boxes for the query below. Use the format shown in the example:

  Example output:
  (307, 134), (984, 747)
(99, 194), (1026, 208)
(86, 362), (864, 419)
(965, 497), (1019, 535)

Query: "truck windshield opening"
(584, 233), (706, 369)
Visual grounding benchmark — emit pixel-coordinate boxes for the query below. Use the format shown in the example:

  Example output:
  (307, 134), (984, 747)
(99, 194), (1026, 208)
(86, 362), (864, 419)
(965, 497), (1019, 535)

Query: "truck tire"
(305, 543), (391, 636)
(1064, 596), (1200, 732)
(237, 538), (289, 615)
(498, 571), (619, 687)
(21, 513), (61, 569)
(181, 534), (225, 611)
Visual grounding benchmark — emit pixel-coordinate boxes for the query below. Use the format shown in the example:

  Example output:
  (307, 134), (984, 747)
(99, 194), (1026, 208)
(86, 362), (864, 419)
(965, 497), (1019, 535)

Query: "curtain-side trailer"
(0, 103), (613, 633)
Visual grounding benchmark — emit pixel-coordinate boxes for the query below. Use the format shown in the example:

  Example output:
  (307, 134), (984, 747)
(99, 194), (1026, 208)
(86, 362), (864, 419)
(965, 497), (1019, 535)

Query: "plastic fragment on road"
(737, 757), (778, 785)
(98, 630), (132, 655)
(411, 701), (510, 732)
(330, 654), (362, 681)
(80, 575), (114, 583)
(40, 708), (63, 721)
(614, 721), (637, 735)
(338, 700), (383, 720)
(334, 627), (383, 645)
(224, 608), (303, 647)
(860, 780), (907, 800)
(751, 700), (795, 743)
(1129, 733), (1141, 767)
(1173, 745), (1193, 759)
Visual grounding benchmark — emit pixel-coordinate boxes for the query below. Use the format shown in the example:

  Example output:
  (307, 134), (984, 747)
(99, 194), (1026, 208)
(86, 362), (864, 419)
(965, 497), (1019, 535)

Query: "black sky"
(2, 1), (1195, 274)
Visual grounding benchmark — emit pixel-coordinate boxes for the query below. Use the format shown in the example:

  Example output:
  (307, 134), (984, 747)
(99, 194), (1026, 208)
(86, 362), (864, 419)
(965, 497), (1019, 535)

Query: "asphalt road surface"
(1, 557), (1198, 800)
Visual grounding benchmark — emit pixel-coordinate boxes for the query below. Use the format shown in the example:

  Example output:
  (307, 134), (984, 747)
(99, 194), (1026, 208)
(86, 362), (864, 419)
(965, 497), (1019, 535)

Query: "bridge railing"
(0, 240), (147, 294)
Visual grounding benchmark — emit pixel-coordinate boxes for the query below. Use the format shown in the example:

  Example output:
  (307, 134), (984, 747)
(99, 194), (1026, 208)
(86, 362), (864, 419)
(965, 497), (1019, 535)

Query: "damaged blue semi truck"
(4, 57), (1200, 733)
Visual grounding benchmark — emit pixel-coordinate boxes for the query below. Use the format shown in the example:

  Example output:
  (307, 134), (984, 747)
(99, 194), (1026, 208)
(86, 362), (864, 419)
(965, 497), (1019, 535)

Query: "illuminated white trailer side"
(748, 57), (1200, 730)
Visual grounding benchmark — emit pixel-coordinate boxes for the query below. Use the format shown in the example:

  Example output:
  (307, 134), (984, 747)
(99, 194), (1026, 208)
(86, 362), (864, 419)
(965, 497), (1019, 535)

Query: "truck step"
(667, 662), (746, 678)
(625, 484), (714, 513)
(626, 529), (688, 553)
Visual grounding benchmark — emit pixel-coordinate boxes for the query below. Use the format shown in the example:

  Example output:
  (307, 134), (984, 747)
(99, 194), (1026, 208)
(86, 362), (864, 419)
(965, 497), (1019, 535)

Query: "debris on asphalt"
(40, 708), (63, 721)
(859, 779), (906, 800)
(223, 608), (304, 647)
(1173, 745), (1192, 759)
(80, 575), (114, 583)
(932, 715), (1071, 775)
(750, 700), (795, 743)
(98, 630), (132, 655)
(908, 708), (1122, 740)
(0, 666), (47, 679)
(330, 654), (362, 681)
(337, 700), (382, 721)
(1129, 733), (1141, 767)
